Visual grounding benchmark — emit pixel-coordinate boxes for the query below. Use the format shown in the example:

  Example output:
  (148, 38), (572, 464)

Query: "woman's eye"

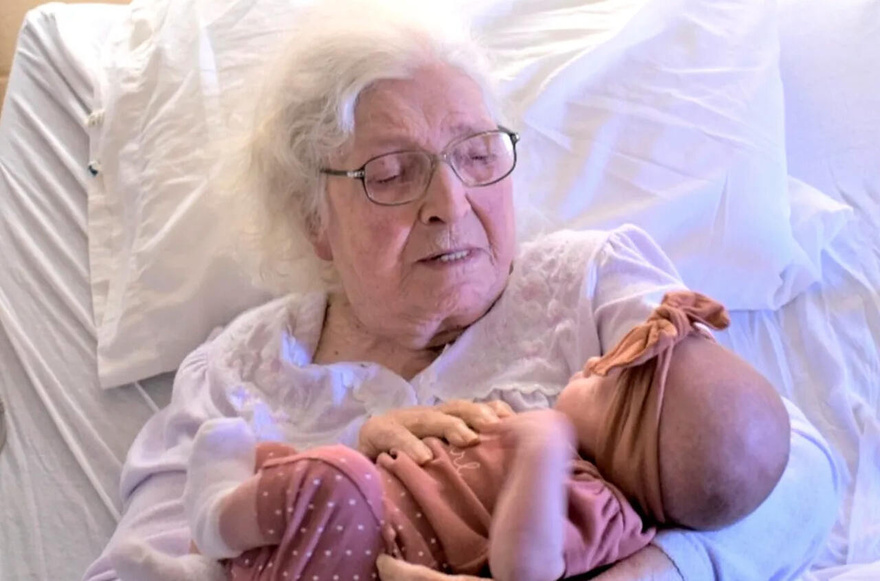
(460, 150), (495, 165)
(374, 174), (401, 184)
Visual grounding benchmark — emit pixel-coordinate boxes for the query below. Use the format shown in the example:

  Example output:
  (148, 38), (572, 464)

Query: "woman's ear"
(308, 220), (333, 262)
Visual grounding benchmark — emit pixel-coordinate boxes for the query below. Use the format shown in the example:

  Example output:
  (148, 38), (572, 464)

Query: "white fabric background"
(0, 2), (877, 580)
(87, 0), (833, 389)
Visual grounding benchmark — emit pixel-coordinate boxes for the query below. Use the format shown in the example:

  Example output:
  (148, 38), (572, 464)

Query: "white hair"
(227, 0), (503, 293)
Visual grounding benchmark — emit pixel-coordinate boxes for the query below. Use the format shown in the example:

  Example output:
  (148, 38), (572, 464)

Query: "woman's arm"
(650, 400), (840, 580)
(82, 346), (225, 581)
(591, 546), (682, 581)
(375, 546), (682, 581)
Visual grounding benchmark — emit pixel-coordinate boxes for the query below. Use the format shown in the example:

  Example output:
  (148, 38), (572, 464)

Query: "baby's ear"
(109, 538), (226, 581)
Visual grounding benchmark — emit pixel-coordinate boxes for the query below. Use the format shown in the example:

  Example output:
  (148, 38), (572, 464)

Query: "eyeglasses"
(321, 127), (520, 206)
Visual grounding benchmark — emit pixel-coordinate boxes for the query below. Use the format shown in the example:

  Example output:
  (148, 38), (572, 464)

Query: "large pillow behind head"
(470, 0), (804, 310)
(778, 0), (880, 218)
(89, 0), (812, 388)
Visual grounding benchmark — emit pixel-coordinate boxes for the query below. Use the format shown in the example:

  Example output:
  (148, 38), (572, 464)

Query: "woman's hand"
(358, 400), (514, 465)
(376, 547), (682, 581)
(591, 546), (683, 581)
(377, 555), (484, 581)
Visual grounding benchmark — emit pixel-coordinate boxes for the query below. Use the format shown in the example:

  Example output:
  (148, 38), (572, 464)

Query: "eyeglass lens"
(363, 132), (515, 205)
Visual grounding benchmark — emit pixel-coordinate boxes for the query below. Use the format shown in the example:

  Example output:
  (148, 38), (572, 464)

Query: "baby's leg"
(488, 410), (574, 581)
(228, 445), (388, 581)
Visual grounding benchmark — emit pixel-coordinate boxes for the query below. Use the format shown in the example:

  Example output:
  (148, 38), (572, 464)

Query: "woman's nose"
(418, 162), (471, 225)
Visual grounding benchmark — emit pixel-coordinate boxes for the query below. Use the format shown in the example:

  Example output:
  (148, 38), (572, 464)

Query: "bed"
(0, 5), (174, 578)
(0, 2), (878, 580)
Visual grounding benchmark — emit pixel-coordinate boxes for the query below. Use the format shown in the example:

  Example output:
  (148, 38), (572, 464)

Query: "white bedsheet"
(0, 3), (877, 581)
(0, 4), (174, 580)
(721, 215), (880, 575)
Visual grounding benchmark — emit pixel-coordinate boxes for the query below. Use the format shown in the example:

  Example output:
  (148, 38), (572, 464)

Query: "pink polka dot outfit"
(228, 437), (654, 580)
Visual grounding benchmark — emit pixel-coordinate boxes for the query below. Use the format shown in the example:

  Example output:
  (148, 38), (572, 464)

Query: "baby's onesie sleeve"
(562, 460), (656, 577)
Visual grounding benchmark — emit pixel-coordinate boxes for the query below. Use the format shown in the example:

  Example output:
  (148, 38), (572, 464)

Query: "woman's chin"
(416, 284), (505, 342)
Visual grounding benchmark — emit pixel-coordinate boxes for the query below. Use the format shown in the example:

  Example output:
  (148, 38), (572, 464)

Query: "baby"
(112, 291), (790, 581)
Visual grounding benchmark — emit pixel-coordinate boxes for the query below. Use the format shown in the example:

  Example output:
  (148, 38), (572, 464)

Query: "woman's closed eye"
(454, 142), (499, 170)
(366, 154), (423, 185)
(373, 173), (403, 185)
(467, 153), (496, 165)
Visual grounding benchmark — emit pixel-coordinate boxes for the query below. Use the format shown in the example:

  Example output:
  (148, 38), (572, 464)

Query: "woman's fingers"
(376, 555), (487, 581)
(358, 416), (434, 464)
(358, 401), (518, 463)
(401, 410), (479, 448)
(377, 555), (439, 581)
(485, 400), (515, 419)
(437, 400), (508, 431)
(441, 418), (480, 448)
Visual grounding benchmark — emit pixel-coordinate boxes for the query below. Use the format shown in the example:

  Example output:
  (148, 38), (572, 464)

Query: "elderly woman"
(84, 3), (838, 581)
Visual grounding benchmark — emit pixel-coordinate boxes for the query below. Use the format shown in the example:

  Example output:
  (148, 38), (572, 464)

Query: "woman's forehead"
(353, 66), (494, 149)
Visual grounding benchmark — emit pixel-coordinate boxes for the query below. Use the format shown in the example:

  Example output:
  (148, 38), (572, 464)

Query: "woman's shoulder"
(518, 225), (661, 258)
(518, 228), (610, 256)
(493, 230), (615, 335)
(200, 292), (325, 359)
(513, 228), (613, 284)
(516, 225), (672, 278)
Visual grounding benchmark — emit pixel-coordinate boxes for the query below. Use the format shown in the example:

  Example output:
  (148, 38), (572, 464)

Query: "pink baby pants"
(227, 437), (653, 580)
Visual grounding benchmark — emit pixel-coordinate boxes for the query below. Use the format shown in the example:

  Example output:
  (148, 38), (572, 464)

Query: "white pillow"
(472, 0), (811, 310)
(778, 0), (880, 215)
(783, 177), (852, 292)
(88, 0), (284, 388)
(88, 0), (821, 387)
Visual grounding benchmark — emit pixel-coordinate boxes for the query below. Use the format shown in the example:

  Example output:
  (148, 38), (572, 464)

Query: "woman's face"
(314, 64), (516, 349)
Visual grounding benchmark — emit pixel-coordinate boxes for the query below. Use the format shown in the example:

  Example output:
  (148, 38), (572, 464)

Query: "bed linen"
(0, 5), (174, 580)
(88, 0), (812, 391)
(0, 3), (877, 581)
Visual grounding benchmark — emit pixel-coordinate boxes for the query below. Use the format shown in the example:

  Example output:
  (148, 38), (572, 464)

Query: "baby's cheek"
(554, 379), (606, 459)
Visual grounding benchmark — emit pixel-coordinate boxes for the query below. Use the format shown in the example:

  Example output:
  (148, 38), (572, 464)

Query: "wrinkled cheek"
(493, 189), (517, 249)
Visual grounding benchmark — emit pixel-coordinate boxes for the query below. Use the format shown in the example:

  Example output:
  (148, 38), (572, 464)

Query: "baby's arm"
(556, 300), (790, 530)
(487, 410), (656, 581)
(488, 410), (575, 581)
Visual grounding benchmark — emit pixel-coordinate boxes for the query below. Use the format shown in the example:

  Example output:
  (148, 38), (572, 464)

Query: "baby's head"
(657, 337), (791, 530)
(555, 337), (791, 531)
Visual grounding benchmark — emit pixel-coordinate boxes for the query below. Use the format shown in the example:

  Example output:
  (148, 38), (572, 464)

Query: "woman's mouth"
(435, 250), (471, 263)
(419, 248), (475, 265)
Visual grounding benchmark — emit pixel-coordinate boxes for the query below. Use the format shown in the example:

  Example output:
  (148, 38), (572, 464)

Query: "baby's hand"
(491, 409), (576, 455)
